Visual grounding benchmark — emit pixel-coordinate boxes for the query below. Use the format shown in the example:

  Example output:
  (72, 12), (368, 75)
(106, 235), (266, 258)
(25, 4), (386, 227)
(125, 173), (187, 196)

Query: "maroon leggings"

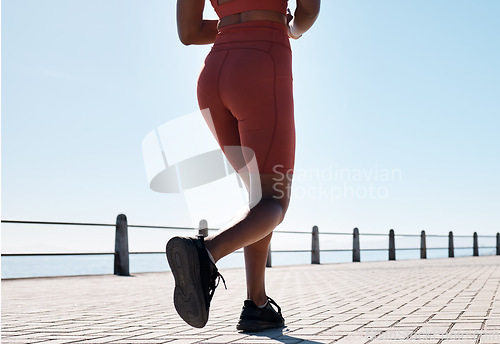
(197, 21), (295, 175)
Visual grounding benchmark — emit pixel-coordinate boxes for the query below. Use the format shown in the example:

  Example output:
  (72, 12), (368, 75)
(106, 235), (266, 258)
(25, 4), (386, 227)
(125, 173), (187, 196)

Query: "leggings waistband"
(215, 21), (290, 47)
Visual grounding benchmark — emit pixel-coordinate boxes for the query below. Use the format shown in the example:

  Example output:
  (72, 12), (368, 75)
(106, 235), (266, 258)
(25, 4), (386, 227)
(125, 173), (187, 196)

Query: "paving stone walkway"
(2, 256), (500, 343)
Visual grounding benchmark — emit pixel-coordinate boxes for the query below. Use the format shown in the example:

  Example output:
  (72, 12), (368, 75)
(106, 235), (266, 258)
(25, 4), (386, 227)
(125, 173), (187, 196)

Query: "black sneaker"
(166, 235), (226, 328)
(236, 297), (285, 332)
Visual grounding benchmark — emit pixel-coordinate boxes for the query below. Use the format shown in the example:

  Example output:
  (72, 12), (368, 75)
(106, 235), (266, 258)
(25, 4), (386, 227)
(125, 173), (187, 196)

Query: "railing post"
(420, 230), (426, 259)
(448, 231), (454, 258)
(114, 214), (130, 276)
(388, 229), (395, 261)
(497, 233), (500, 256)
(353, 227), (360, 262)
(473, 232), (479, 256)
(266, 243), (272, 267)
(311, 225), (320, 264)
(199, 219), (208, 237)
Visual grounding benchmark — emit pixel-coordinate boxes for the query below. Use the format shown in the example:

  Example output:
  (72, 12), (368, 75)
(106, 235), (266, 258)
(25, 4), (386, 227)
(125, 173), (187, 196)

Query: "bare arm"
(288, 0), (321, 39)
(177, 0), (218, 45)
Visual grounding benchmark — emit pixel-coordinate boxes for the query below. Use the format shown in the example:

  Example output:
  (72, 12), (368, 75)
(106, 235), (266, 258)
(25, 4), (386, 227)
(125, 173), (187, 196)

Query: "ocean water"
(2, 248), (496, 279)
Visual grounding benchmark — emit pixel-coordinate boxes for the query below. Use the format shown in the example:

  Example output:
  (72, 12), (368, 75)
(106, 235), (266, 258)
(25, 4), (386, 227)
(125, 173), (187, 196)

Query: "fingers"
(286, 8), (293, 24)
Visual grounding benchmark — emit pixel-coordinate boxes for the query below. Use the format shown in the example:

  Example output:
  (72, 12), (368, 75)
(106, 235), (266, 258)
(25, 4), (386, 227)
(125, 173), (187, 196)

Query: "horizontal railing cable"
(2, 252), (115, 256)
(4, 246), (496, 257)
(1, 220), (204, 231)
(2, 218), (498, 275)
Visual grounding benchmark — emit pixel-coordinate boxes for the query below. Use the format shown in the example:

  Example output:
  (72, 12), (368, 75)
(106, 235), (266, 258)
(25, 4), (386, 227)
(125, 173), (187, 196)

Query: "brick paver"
(2, 256), (500, 343)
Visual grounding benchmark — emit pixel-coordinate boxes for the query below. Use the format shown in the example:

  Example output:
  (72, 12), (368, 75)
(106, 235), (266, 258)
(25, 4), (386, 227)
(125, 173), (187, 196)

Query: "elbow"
(178, 26), (199, 45)
(178, 31), (193, 45)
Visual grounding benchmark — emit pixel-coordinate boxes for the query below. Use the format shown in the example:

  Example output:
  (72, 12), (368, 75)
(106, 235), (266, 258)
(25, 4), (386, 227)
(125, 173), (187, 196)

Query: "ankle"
(250, 295), (268, 307)
(256, 300), (268, 308)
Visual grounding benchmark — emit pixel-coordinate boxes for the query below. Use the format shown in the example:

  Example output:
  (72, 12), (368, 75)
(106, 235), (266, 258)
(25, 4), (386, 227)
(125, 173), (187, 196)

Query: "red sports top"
(210, 0), (288, 18)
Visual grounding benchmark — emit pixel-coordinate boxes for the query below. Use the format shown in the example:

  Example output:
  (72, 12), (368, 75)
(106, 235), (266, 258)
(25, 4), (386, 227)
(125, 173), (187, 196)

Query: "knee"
(259, 195), (290, 225)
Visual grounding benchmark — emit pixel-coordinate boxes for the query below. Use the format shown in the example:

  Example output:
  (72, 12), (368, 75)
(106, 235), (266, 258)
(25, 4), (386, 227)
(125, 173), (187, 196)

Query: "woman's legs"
(204, 172), (292, 305)
(244, 233), (272, 306)
(204, 173), (291, 260)
(196, 23), (294, 309)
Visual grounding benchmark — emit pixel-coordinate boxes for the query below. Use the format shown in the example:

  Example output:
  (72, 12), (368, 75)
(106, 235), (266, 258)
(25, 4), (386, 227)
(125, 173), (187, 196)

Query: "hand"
(286, 8), (302, 40)
(287, 8), (293, 25)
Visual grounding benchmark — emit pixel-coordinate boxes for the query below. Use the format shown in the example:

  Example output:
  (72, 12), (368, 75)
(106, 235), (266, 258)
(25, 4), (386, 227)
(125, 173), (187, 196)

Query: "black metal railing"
(2, 215), (499, 277)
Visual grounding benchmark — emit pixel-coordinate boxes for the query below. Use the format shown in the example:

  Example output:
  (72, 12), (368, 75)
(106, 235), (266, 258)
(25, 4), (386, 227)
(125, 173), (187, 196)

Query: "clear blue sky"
(2, 0), (499, 254)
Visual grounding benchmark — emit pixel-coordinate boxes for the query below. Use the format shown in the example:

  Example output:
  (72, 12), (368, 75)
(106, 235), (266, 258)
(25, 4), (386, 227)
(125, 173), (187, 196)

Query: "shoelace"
(208, 266), (227, 302)
(267, 297), (282, 316)
(196, 234), (227, 303)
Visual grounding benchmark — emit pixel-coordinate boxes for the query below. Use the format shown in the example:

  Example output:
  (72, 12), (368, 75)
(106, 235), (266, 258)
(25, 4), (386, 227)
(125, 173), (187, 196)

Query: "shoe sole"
(166, 237), (208, 328)
(236, 319), (285, 332)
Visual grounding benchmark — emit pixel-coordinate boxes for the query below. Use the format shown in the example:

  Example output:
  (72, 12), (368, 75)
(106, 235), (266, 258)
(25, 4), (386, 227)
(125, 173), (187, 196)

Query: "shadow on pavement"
(241, 327), (325, 343)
